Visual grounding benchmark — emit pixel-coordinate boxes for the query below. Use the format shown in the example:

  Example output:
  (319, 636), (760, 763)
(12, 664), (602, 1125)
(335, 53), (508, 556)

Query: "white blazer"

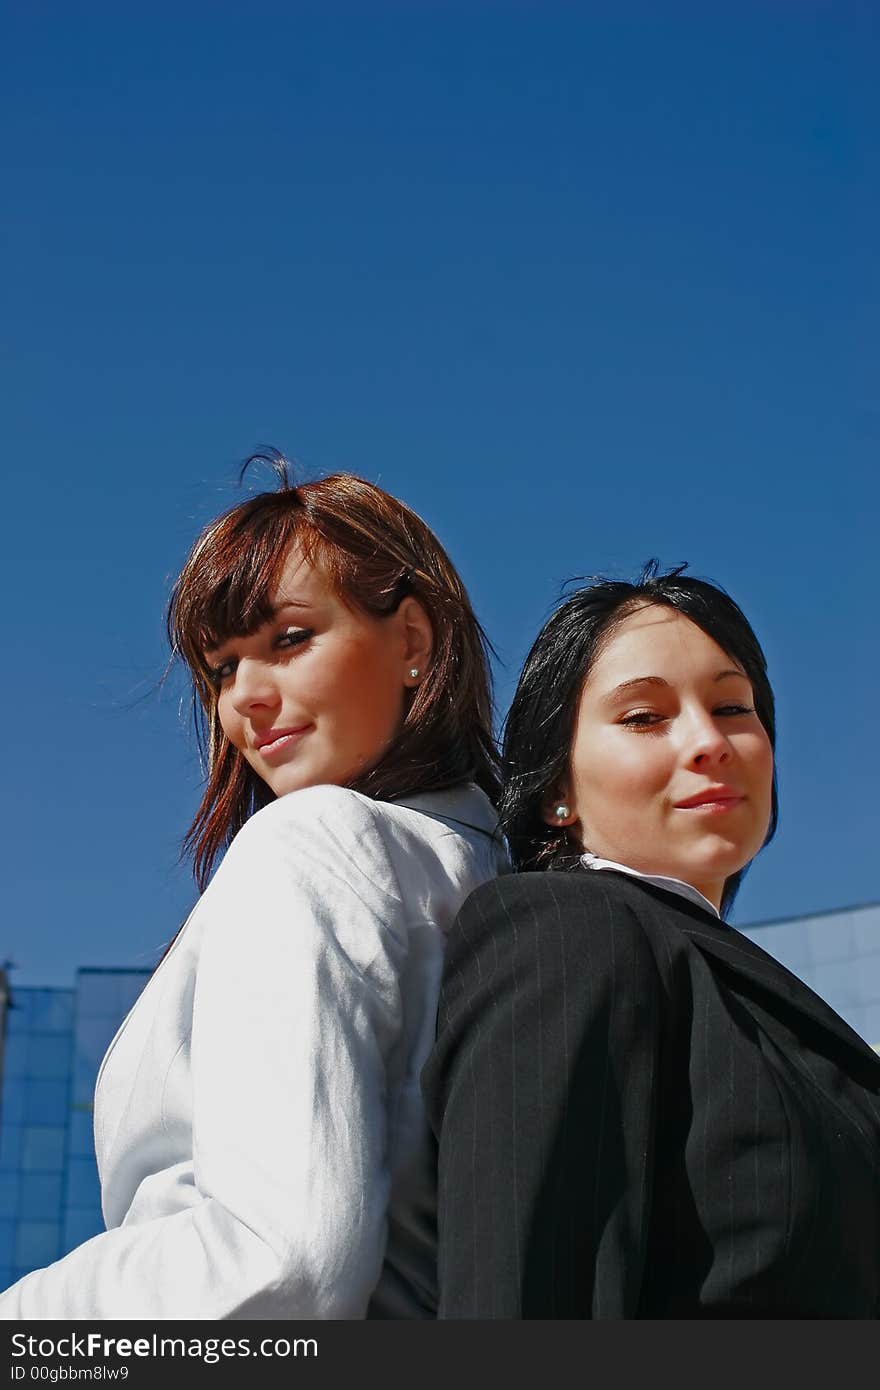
(0, 782), (506, 1320)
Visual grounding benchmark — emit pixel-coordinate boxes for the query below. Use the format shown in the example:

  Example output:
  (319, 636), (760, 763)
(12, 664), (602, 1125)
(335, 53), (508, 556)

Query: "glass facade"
(0, 985), (74, 1288)
(0, 968), (149, 1290)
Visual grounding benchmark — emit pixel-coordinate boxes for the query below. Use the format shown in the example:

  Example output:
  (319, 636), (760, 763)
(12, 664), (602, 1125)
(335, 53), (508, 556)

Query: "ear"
(397, 596), (434, 688)
(539, 784), (578, 829)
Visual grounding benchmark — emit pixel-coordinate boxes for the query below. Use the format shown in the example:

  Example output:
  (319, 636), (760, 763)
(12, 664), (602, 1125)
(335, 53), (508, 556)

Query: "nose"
(683, 706), (731, 769)
(229, 659), (281, 717)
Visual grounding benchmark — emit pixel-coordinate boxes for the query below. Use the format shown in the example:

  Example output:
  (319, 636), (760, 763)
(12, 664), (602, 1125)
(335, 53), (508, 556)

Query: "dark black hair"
(499, 561), (777, 917)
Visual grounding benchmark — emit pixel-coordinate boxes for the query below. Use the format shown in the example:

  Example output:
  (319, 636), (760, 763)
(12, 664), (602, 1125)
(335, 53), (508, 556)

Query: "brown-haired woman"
(0, 452), (507, 1320)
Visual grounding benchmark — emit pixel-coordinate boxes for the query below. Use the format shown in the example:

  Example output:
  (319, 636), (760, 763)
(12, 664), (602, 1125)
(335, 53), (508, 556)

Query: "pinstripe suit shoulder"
(423, 868), (880, 1319)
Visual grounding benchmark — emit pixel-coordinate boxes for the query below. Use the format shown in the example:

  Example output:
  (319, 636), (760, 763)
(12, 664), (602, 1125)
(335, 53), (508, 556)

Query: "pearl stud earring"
(554, 804), (570, 821)
(409, 668), (420, 680)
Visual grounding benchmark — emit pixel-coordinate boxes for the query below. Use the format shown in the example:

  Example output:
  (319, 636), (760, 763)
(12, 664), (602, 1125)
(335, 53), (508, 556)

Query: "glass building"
(741, 900), (880, 1050)
(0, 900), (877, 1288)
(0, 967), (150, 1290)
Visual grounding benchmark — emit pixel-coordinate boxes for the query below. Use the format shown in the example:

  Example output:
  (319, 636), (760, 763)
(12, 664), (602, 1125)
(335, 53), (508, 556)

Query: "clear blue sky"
(3, 2), (877, 986)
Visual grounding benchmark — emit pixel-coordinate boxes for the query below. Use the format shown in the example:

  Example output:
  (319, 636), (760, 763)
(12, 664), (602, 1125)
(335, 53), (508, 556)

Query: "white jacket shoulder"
(227, 781), (402, 862)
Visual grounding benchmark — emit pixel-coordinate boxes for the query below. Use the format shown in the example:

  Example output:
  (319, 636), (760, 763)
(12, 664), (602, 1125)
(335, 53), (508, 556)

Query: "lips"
(674, 786), (744, 810)
(252, 725), (311, 754)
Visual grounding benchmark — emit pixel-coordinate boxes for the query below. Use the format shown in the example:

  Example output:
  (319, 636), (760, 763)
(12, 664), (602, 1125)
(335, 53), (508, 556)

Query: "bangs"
(172, 497), (313, 670)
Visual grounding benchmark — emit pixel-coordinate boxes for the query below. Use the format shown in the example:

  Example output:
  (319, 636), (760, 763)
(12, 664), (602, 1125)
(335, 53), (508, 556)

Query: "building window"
(20, 1173), (63, 1220)
(25, 1036), (71, 1083)
(20, 1127), (66, 1172)
(65, 1157), (101, 1210)
(24, 1080), (70, 1127)
(14, 1220), (60, 1269)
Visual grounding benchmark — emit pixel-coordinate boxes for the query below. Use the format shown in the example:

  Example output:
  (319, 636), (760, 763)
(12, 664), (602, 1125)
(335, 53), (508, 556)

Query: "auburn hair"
(167, 453), (500, 889)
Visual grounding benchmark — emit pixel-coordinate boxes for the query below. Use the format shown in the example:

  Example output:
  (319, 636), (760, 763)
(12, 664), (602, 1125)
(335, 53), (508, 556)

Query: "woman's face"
(551, 604), (774, 908)
(205, 545), (432, 797)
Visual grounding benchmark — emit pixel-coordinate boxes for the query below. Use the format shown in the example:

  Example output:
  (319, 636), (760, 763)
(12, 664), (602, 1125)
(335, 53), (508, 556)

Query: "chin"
(274, 777), (324, 798)
(682, 854), (750, 898)
(260, 769), (317, 798)
(269, 765), (349, 798)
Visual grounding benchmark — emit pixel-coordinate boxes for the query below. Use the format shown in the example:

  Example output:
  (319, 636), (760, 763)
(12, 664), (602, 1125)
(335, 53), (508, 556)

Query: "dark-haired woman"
(423, 565), (880, 1319)
(0, 456), (507, 1320)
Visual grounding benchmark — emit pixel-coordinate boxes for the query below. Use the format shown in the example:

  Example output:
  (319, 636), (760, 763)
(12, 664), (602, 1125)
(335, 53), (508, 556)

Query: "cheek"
(354, 673), (406, 740)
(313, 661), (404, 787)
(572, 736), (668, 816)
(740, 726), (773, 786)
(314, 645), (403, 735)
(751, 735), (775, 820)
(215, 695), (241, 748)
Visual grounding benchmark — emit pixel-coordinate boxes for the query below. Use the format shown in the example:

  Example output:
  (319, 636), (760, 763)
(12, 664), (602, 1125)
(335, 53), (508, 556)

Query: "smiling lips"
(252, 725), (312, 758)
(674, 786), (745, 812)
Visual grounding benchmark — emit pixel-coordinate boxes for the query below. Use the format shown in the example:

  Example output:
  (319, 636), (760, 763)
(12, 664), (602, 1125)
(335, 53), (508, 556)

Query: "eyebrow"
(267, 598), (314, 616)
(598, 669), (748, 705)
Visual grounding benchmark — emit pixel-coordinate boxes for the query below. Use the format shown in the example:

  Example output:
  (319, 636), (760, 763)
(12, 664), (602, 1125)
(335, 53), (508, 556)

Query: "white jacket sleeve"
(0, 788), (408, 1320)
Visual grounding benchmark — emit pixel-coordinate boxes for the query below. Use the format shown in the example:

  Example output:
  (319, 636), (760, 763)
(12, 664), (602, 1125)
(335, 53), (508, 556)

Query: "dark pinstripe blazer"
(422, 869), (880, 1318)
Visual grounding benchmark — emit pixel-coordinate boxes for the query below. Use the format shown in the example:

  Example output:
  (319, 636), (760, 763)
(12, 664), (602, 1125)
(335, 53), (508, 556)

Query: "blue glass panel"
(68, 1108), (95, 1159)
(0, 1219), (15, 1263)
(14, 1220), (60, 1267)
(20, 1173), (63, 1220)
(62, 1206), (103, 1252)
(0, 1077), (27, 1126)
(76, 974), (124, 1019)
(6, 990), (35, 1029)
(65, 1157), (100, 1209)
(860, 953), (880, 1004)
(860, 1001), (880, 1049)
(1, 1036), (27, 1080)
(24, 1079), (70, 1125)
(0, 1126), (22, 1171)
(21, 1127), (65, 1172)
(0, 1268), (12, 1294)
(74, 1016), (121, 1068)
(71, 1057), (97, 1108)
(116, 974), (149, 1014)
(30, 991), (75, 1034)
(0, 1173), (19, 1218)
(26, 1036), (71, 1081)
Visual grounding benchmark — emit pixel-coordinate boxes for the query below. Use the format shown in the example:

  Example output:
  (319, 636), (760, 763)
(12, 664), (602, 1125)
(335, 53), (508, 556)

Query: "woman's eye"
(276, 627), (314, 650)
(620, 711), (665, 728)
(208, 659), (236, 686)
(715, 704), (755, 717)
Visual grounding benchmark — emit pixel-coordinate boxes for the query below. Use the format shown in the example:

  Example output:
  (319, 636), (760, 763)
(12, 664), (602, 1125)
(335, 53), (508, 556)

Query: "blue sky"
(3, 2), (877, 986)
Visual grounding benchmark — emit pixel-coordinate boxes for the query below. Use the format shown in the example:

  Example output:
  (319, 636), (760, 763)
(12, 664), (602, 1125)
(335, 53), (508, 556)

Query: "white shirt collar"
(579, 852), (722, 921)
